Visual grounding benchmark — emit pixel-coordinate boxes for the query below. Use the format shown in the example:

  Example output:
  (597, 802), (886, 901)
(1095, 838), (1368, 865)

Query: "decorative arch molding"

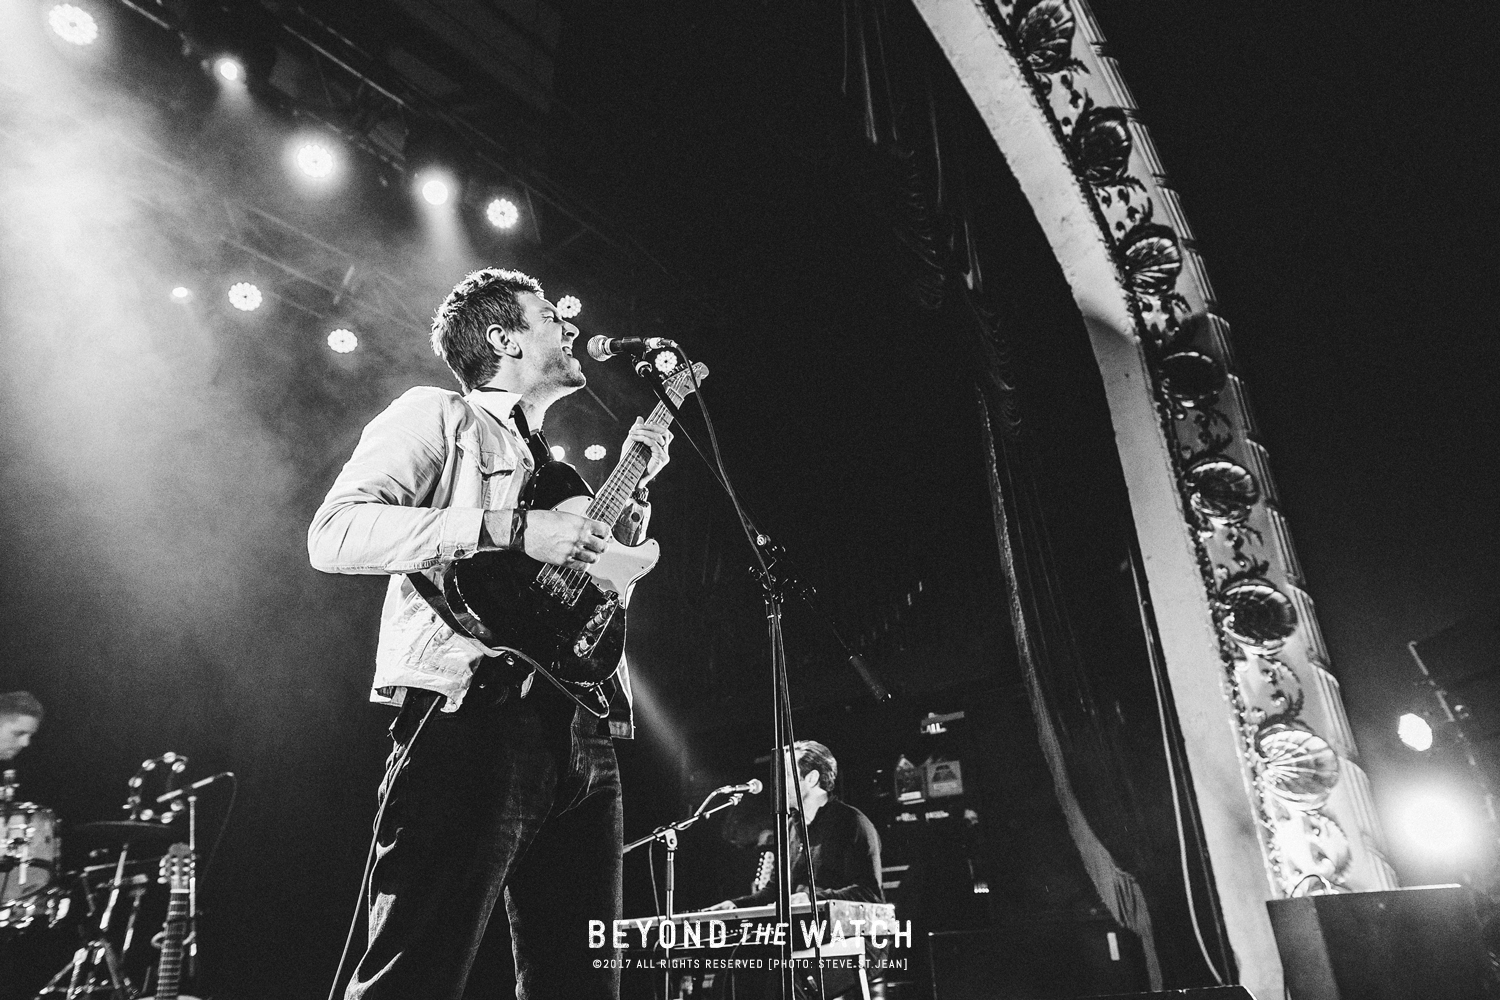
(909, 0), (1397, 995)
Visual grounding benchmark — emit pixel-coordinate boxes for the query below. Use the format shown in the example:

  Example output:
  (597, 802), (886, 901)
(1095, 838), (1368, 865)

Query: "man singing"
(309, 268), (671, 1000)
(710, 740), (886, 1000)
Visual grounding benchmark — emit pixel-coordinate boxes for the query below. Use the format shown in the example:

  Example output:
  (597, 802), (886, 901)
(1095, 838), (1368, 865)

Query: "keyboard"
(626, 898), (897, 949)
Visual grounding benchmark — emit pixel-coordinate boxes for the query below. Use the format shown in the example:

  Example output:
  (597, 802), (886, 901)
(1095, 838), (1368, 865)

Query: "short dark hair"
(429, 268), (544, 392)
(0, 691), (43, 723)
(795, 740), (837, 795)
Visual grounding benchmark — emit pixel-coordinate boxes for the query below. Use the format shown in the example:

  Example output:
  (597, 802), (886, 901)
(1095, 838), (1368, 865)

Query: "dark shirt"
(732, 798), (884, 906)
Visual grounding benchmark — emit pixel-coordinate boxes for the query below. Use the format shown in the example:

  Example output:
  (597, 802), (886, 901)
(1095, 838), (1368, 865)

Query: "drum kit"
(1, 754), (224, 1000)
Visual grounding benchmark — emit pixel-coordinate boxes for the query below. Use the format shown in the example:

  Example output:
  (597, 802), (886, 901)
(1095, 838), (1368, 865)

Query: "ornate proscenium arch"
(910, 0), (1397, 996)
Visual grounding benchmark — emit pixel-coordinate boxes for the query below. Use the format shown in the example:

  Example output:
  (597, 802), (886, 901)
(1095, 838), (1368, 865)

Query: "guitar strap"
(406, 570), (491, 644)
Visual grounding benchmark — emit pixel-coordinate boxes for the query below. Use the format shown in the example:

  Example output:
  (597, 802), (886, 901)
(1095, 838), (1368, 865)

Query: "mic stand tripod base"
(35, 934), (130, 1000)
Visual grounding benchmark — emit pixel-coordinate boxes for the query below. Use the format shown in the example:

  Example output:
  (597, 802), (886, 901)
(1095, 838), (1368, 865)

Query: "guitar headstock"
(643, 348), (709, 408)
(158, 842), (195, 892)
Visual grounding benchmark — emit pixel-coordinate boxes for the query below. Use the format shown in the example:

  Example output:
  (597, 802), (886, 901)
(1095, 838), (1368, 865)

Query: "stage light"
(420, 176), (451, 206)
(550, 445), (566, 461)
(215, 56), (244, 83)
(557, 295), (582, 319)
(295, 142), (335, 179)
(1396, 787), (1476, 859)
(327, 329), (358, 354)
(486, 197), (520, 229)
(585, 445), (606, 462)
(169, 286), (192, 302)
(48, 4), (98, 45)
(1399, 713), (1434, 752)
(227, 282), (262, 312)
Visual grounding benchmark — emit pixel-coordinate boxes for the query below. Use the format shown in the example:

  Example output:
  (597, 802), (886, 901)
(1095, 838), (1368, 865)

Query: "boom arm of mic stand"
(622, 791), (743, 855)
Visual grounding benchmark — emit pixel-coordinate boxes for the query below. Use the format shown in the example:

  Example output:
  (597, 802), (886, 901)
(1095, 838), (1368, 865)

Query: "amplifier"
(1267, 885), (1489, 1000)
(927, 918), (1148, 999)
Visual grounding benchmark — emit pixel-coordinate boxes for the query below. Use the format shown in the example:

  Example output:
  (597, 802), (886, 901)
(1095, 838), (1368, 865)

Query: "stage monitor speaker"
(1267, 884), (1489, 1000)
(927, 918), (1148, 999)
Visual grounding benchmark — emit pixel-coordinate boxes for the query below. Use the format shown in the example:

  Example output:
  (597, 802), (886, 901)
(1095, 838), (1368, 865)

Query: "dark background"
(1, 0), (1497, 996)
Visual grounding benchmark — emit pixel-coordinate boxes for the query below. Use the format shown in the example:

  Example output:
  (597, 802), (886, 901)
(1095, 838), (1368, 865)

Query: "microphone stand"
(624, 788), (748, 1000)
(624, 788), (748, 918)
(629, 350), (842, 999)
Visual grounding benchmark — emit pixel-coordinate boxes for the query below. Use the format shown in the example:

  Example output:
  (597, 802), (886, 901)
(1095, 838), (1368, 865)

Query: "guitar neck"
(154, 890), (190, 999)
(585, 399), (672, 525)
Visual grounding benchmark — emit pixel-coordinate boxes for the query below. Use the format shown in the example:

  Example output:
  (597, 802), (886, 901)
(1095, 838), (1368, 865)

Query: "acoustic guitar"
(141, 842), (201, 1000)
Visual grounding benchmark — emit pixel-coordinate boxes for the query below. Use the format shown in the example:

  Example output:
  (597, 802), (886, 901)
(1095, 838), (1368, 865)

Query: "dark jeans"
(346, 677), (623, 1000)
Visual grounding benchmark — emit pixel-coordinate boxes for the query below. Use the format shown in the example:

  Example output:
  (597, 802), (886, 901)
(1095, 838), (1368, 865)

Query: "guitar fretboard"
(535, 358), (705, 603)
(536, 399), (667, 601)
(155, 890), (189, 999)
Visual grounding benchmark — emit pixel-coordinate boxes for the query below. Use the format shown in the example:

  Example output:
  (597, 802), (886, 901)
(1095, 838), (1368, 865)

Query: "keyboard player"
(707, 741), (886, 998)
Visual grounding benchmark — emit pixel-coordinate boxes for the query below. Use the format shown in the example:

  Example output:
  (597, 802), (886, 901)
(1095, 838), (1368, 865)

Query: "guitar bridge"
(538, 569), (582, 605)
(572, 596), (620, 659)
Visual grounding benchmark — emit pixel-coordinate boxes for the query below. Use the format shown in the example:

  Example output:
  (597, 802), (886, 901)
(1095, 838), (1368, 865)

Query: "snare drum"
(0, 882), (70, 930)
(1, 802), (58, 903)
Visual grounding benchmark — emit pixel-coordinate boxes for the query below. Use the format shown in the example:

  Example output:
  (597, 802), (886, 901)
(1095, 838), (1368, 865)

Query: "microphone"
(156, 771), (235, 804)
(718, 779), (764, 796)
(587, 335), (676, 361)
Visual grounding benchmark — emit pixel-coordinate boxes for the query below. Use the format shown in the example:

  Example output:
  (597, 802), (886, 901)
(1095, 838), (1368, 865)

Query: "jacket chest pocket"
(457, 430), (523, 510)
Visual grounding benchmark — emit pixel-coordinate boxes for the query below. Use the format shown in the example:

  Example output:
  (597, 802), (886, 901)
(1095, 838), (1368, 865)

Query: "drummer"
(0, 691), (42, 763)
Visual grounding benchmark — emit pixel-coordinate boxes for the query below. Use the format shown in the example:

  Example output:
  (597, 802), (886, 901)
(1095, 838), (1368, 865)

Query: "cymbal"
(81, 858), (156, 873)
(70, 821), (183, 849)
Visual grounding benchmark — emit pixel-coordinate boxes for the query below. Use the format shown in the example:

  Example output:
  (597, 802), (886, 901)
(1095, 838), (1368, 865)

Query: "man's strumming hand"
(523, 509), (611, 571)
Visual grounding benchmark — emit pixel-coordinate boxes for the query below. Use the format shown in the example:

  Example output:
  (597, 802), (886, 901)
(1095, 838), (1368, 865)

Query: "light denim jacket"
(308, 385), (638, 723)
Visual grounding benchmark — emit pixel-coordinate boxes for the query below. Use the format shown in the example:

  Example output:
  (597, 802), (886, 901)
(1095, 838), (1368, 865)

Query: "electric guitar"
(141, 843), (201, 1000)
(441, 356), (708, 708)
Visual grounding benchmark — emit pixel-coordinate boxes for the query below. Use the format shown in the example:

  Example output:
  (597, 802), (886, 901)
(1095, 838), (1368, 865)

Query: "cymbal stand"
(35, 849), (132, 1000)
(120, 875), (148, 954)
(185, 792), (200, 979)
